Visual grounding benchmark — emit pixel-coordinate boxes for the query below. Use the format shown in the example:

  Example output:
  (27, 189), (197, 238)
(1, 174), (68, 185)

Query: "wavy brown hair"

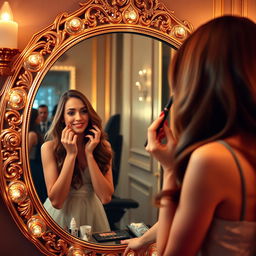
(45, 90), (112, 188)
(157, 16), (256, 203)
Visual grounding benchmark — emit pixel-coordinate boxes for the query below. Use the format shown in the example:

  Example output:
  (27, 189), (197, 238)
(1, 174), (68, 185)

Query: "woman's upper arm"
(28, 132), (37, 153)
(41, 141), (59, 193)
(163, 146), (226, 255)
(104, 140), (114, 187)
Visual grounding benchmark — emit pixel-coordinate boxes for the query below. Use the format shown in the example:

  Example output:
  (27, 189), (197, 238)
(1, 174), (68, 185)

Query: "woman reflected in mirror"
(41, 90), (114, 236)
(29, 108), (48, 203)
(124, 16), (256, 256)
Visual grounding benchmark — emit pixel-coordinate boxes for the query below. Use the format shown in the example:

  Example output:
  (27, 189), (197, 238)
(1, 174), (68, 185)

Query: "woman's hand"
(61, 125), (78, 156)
(145, 115), (176, 170)
(121, 238), (148, 256)
(85, 125), (101, 154)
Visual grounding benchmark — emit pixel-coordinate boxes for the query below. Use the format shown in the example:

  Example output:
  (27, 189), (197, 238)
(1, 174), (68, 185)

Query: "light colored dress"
(43, 167), (110, 233)
(200, 141), (256, 256)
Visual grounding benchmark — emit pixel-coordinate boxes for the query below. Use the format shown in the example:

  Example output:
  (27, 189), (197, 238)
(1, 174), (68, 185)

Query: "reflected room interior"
(30, 32), (173, 236)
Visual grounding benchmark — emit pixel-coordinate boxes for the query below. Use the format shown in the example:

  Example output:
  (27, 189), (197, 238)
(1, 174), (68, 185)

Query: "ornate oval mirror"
(0, 0), (192, 255)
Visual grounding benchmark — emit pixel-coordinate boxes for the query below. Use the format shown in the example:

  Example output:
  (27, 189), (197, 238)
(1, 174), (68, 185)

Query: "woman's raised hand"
(145, 115), (176, 170)
(61, 125), (78, 155)
(122, 238), (148, 256)
(85, 125), (101, 154)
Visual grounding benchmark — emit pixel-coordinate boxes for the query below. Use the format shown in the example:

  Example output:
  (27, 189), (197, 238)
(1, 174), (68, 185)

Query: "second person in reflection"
(42, 89), (113, 233)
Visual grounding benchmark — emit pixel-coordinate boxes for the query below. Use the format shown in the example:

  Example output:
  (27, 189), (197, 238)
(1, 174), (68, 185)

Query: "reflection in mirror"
(41, 90), (113, 242)
(30, 32), (174, 244)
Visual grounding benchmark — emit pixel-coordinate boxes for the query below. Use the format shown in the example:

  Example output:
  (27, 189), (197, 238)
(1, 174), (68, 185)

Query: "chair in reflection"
(104, 114), (139, 230)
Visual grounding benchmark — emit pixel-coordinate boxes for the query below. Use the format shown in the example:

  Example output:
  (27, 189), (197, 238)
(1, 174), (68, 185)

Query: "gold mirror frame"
(0, 0), (192, 255)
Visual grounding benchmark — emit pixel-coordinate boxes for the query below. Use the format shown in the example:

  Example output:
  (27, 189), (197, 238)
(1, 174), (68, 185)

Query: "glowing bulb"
(28, 54), (40, 66)
(0, 2), (13, 21)
(65, 17), (84, 34)
(70, 18), (81, 29)
(174, 26), (186, 38)
(27, 216), (46, 237)
(11, 189), (21, 198)
(129, 11), (136, 20)
(8, 181), (27, 203)
(67, 246), (85, 256)
(32, 225), (42, 236)
(135, 81), (141, 87)
(10, 92), (21, 104)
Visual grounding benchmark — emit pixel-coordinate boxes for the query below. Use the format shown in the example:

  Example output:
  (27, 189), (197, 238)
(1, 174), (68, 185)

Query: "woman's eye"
(81, 109), (88, 114)
(67, 111), (75, 116)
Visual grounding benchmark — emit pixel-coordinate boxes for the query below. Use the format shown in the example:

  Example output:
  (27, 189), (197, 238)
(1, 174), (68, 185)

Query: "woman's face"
(63, 97), (89, 134)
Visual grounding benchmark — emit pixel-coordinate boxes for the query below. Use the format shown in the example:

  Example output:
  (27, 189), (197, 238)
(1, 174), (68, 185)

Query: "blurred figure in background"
(38, 104), (51, 138)
(28, 108), (47, 203)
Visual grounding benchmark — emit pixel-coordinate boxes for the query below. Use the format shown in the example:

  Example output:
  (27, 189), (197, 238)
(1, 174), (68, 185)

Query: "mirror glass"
(28, 32), (174, 244)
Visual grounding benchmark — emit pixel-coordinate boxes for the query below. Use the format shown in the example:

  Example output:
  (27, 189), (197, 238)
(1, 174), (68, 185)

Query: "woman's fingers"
(90, 125), (101, 140)
(163, 123), (175, 145)
(86, 125), (101, 142)
(72, 134), (78, 144)
(61, 125), (78, 155)
(146, 115), (165, 146)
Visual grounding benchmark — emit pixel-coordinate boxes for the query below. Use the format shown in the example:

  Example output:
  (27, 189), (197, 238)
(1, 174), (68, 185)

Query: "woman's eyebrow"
(66, 106), (87, 111)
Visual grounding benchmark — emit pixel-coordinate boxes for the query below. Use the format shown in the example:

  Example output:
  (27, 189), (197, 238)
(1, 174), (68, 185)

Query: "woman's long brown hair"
(157, 16), (256, 203)
(45, 90), (112, 189)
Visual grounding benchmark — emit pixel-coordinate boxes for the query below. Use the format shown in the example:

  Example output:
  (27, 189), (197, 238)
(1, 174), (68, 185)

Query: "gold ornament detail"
(1, 129), (22, 180)
(42, 232), (68, 255)
(16, 70), (34, 89)
(17, 198), (34, 220)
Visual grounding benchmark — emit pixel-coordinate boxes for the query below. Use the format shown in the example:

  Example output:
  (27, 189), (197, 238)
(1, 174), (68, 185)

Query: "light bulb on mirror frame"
(27, 215), (47, 238)
(124, 8), (138, 24)
(172, 25), (187, 39)
(23, 52), (44, 72)
(67, 246), (85, 256)
(8, 181), (28, 203)
(65, 17), (85, 35)
(0, 1), (19, 76)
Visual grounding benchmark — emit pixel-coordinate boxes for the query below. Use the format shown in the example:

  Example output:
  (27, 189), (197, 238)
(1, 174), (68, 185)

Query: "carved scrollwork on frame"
(0, 0), (193, 255)
(42, 232), (69, 256)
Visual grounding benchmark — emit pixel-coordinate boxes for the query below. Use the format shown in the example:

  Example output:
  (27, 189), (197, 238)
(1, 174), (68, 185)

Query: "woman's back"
(200, 134), (256, 255)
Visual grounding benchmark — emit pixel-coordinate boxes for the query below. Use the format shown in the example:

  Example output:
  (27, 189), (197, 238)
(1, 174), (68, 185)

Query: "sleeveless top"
(201, 140), (256, 256)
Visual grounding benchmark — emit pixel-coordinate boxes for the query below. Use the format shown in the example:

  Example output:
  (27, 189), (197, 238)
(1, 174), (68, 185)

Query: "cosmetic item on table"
(80, 225), (92, 241)
(92, 230), (130, 242)
(69, 217), (79, 237)
(127, 222), (149, 237)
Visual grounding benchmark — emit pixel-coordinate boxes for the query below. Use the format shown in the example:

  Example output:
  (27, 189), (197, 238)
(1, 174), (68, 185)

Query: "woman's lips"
(73, 123), (84, 128)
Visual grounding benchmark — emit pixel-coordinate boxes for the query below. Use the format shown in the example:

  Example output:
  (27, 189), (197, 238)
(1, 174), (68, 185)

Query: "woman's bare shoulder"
(183, 141), (235, 197)
(187, 141), (237, 182)
(41, 140), (55, 152)
(192, 141), (229, 161)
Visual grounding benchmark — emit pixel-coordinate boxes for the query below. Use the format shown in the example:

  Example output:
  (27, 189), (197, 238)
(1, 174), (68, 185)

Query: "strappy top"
(200, 140), (256, 256)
